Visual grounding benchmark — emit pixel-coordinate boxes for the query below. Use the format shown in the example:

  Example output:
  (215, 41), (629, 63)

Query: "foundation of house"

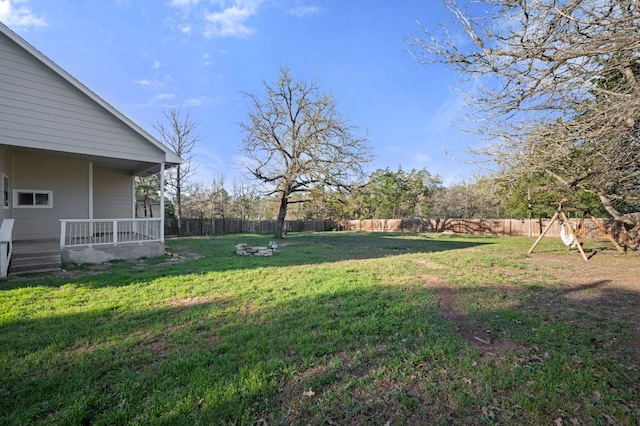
(62, 242), (166, 264)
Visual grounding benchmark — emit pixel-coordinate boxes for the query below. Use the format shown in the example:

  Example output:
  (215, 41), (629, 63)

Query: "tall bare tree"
(135, 175), (160, 217)
(209, 174), (229, 219)
(154, 107), (199, 236)
(410, 0), (640, 248)
(229, 180), (261, 220)
(239, 67), (373, 238)
(181, 183), (209, 220)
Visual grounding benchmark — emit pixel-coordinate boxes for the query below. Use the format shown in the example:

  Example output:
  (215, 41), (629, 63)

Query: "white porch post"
(160, 162), (165, 243)
(88, 161), (93, 220)
(131, 176), (136, 218)
(59, 220), (66, 249)
(88, 161), (94, 243)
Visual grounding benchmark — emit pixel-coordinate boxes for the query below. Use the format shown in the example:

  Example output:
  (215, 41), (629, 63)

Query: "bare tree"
(209, 174), (229, 219)
(229, 180), (261, 220)
(154, 107), (199, 236)
(431, 177), (504, 219)
(181, 183), (209, 220)
(239, 67), (373, 238)
(410, 0), (640, 248)
(135, 175), (160, 218)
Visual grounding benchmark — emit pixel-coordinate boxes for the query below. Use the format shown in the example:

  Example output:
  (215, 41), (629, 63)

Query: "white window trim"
(13, 189), (53, 208)
(1, 173), (8, 210)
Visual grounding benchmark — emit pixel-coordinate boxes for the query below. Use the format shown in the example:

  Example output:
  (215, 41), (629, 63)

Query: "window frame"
(13, 189), (53, 208)
(1, 174), (8, 210)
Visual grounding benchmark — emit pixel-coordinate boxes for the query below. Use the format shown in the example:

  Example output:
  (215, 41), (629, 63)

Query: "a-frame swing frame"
(527, 202), (624, 261)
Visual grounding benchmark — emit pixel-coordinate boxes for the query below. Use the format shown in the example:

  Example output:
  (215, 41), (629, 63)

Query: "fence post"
(113, 220), (118, 245)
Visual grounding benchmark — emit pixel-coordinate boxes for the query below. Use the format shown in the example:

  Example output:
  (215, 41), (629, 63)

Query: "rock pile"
(235, 241), (278, 256)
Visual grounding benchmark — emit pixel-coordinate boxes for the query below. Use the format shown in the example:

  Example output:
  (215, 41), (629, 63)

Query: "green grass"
(0, 232), (637, 425)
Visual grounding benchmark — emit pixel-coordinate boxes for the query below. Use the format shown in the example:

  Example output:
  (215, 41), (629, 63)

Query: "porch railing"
(60, 218), (162, 249)
(0, 219), (15, 278)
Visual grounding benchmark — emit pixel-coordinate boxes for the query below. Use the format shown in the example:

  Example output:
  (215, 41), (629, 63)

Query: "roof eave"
(0, 22), (181, 163)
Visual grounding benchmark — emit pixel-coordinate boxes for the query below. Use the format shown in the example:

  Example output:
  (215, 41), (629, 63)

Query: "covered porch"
(0, 152), (173, 276)
(3, 216), (166, 276)
(0, 146), (177, 277)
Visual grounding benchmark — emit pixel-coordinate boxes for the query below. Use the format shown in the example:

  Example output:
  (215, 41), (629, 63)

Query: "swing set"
(527, 199), (624, 261)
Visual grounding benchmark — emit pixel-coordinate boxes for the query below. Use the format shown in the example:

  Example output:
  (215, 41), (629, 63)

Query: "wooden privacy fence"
(165, 218), (335, 236)
(336, 218), (618, 239)
(165, 217), (619, 240)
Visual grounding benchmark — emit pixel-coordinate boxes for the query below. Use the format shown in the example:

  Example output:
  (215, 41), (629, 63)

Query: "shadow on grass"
(0, 284), (450, 424)
(1, 275), (638, 425)
(0, 232), (493, 290)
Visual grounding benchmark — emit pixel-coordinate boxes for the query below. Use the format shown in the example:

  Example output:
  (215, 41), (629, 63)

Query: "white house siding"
(93, 167), (132, 219)
(0, 32), (164, 164)
(0, 144), (12, 222)
(12, 151), (88, 240)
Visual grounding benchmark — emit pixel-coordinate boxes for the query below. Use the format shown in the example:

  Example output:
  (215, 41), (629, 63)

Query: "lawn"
(1, 232), (638, 425)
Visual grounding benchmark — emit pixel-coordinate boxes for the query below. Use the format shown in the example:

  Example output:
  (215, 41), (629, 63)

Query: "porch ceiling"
(8, 146), (173, 176)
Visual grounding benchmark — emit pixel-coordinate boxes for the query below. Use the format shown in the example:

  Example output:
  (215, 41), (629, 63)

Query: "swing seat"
(560, 223), (577, 248)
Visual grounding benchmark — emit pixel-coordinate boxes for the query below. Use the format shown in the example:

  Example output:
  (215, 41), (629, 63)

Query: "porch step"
(9, 251), (61, 275)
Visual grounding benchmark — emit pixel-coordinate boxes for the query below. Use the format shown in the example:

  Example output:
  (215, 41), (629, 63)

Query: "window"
(1, 174), (8, 209)
(13, 189), (53, 208)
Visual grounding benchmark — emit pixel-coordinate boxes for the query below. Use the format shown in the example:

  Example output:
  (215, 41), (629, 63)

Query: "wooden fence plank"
(164, 217), (618, 240)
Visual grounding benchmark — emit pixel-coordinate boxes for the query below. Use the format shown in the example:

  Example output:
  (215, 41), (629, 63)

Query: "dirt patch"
(411, 258), (445, 269)
(165, 295), (214, 308)
(526, 249), (639, 286)
(421, 275), (520, 352)
(8, 246), (203, 281)
(424, 248), (640, 363)
(524, 250), (640, 362)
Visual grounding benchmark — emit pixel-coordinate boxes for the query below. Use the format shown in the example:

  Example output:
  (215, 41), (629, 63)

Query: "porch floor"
(13, 239), (60, 254)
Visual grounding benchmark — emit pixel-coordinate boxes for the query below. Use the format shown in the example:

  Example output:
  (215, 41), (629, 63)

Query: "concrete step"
(12, 250), (61, 260)
(9, 265), (61, 275)
(10, 251), (61, 275)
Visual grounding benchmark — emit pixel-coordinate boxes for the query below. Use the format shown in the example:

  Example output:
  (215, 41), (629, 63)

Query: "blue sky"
(1, 0), (485, 187)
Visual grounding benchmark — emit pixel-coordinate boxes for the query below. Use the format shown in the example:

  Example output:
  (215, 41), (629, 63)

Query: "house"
(0, 22), (181, 276)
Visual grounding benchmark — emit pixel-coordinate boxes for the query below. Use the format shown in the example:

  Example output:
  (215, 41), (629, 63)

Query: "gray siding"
(93, 167), (132, 219)
(12, 151), (88, 240)
(0, 32), (164, 163)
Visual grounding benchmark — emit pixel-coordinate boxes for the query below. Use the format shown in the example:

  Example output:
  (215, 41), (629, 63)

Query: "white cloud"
(0, 0), (47, 29)
(153, 60), (163, 69)
(134, 77), (168, 88)
(168, 0), (200, 7)
(166, 0), (279, 39)
(153, 93), (176, 101)
(183, 95), (221, 107)
(183, 98), (203, 106)
(203, 3), (258, 38)
(135, 79), (153, 86)
(168, 0), (277, 39)
(288, 5), (321, 17)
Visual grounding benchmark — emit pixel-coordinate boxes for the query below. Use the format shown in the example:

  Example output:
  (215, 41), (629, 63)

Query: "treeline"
(142, 167), (609, 222)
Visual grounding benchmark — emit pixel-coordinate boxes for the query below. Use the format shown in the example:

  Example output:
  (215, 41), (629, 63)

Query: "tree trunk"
(597, 192), (635, 226)
(597, 192), (640, 250)
(612, 214), (640, 251)
(275, 192), (288, 239)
